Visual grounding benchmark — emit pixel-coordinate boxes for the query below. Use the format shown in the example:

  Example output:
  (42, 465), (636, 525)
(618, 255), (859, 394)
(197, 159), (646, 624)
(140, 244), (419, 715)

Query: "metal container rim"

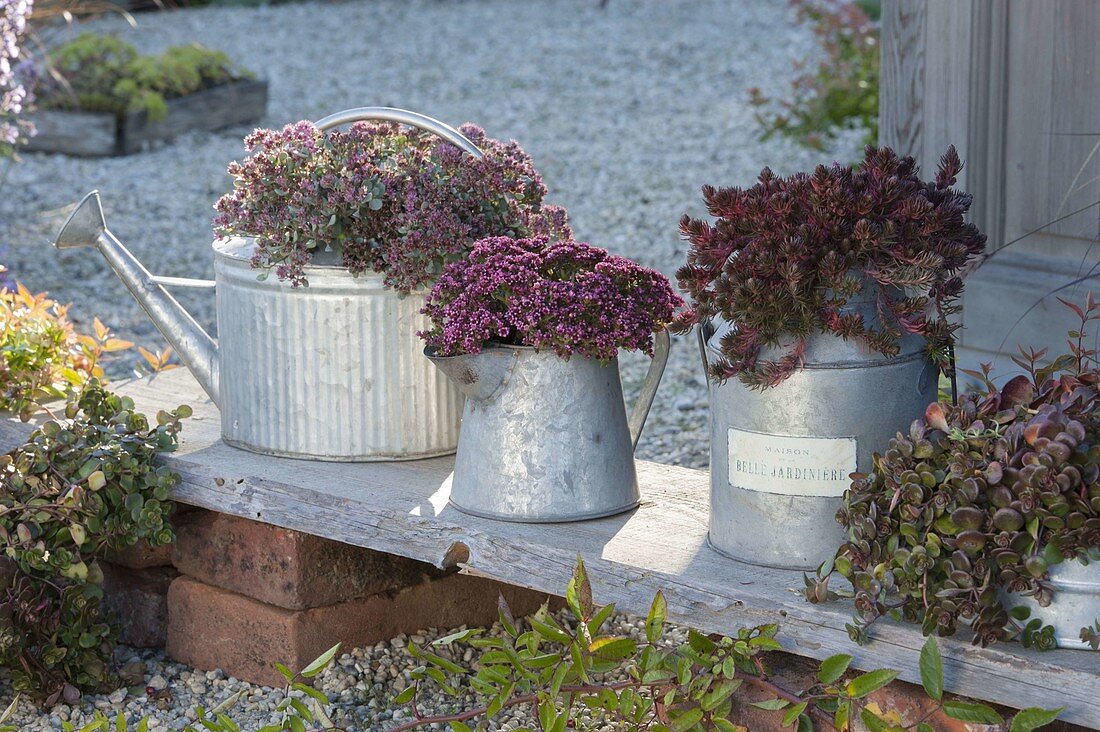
(424, 342), (623, 364)
(212, 236), (390, 280)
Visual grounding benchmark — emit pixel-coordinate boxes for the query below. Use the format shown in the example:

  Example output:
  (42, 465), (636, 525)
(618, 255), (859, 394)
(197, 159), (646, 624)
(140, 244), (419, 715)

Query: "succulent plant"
(673, 146), (986, 388)
(214, 121), (570, 290)
(40, 33), (251, 121)
(809, 297), (1100, 649)
(0, 382), (187, 700)
(420, 236), (681, 361)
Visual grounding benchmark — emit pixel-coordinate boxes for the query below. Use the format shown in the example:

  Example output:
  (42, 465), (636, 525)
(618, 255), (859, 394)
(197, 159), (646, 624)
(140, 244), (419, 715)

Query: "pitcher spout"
(424, 346), (516, 403)
(54, 191), (221, 406)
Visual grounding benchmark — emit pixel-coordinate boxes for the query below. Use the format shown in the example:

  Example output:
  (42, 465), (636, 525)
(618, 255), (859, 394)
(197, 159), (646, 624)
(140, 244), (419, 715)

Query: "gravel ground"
(0, 611), (688, 731)
(0, 1), (864, 729)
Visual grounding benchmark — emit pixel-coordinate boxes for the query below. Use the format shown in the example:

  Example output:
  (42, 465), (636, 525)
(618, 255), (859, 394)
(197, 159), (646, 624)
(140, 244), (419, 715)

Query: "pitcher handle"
(696, 319), (715, 384)
(314, 107), (484, 159)
(626, 329), (671, 451)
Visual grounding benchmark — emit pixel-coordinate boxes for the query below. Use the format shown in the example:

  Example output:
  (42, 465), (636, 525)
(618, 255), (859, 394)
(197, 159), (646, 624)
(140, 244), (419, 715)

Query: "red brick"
(100, 562), (178, 648)
(172, 510), (441, 609)
(104, 539), (174, 569)
(167, 574), (548, 686)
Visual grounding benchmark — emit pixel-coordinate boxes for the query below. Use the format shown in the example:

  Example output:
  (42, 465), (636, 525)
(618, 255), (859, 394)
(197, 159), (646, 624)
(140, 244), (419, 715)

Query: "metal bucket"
(701, 289), (939, 570)
(215, 237), (463, 460)
(1002, 557), (1100, 650)
(426, 331), (670, 522)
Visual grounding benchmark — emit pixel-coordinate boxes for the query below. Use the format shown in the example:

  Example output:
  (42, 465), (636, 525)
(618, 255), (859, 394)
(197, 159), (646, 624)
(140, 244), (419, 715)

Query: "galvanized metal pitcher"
(426, 331), (670, 522)
(51, 107), (480, 461)
(701, 284), (939, 570)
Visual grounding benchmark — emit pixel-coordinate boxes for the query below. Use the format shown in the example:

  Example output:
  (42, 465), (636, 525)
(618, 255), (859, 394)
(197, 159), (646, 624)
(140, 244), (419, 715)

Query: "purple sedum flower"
(420, 236), (683, 362)
(213, 120), (570, 291)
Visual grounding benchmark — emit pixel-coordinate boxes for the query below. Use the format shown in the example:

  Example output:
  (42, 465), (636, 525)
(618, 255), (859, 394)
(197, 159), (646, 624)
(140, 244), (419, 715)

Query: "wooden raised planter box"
(24, 78), (268, 157)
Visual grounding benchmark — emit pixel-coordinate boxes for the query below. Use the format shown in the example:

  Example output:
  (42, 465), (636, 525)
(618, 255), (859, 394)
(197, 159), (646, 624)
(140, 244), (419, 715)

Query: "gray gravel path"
(0, 612), (689, 731)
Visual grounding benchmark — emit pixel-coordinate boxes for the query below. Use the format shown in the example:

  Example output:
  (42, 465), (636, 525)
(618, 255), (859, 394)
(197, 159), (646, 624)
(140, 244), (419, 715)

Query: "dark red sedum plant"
(673, 145), (986, 388)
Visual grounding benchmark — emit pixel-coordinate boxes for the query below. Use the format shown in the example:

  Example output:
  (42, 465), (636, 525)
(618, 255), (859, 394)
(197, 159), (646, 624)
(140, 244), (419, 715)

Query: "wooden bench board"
(1, 368), (1095, 728)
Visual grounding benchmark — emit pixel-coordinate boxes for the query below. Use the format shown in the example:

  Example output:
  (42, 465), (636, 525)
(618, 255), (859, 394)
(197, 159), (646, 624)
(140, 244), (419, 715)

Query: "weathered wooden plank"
(878, 0), (926, 159)
(1, 368), (1095, 726)
(1047, 1), (1100, 240)
(121, 78), (269, 154)
(21, 79), (268, 158)
(22, 109), (118, 156)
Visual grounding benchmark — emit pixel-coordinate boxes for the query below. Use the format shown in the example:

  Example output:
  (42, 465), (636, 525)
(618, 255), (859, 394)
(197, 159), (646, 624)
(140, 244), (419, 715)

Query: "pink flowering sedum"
(213, 120), (570, 290)
(421, 236), (683, 361)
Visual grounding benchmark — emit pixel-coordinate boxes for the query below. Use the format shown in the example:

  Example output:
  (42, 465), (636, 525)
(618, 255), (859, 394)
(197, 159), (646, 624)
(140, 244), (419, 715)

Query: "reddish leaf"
(925, 402), (949, 432)
(999, 375), (1034, 408)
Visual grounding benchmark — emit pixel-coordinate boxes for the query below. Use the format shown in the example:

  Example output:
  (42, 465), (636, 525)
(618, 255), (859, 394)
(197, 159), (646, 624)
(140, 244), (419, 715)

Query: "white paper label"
(727, 428), (857, 497)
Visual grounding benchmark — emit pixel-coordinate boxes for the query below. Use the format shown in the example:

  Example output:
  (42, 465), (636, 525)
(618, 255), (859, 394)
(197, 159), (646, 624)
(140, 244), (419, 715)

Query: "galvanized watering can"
(701, 283), (939, 570)
(1002, 554), (1100, 650)
(51, 107), (481, 461)
(426, 332), (670, 522)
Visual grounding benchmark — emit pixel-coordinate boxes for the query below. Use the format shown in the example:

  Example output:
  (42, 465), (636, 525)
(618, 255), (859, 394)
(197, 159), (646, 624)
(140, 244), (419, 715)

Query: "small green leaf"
(1009, 707), (1063, 732)
(566, 556), (594, 619)
(713, 721), (748, 732)
(274, 663), (294, 682)
(918, 636), (943, 701)
(750, 698), (790, 711)
(646, 590), (667, 644)
(943, 700), (1004, 725)
(588, 636), (637, 662)
(300, 643), (340, 678)
(834, 700), (850, 731)
(394, 685), (416, 705)
(818, 653), (853, 685)
(782, 701), (808, 727)
(670, 708), (704, 732)
(846, 669), (899, 698)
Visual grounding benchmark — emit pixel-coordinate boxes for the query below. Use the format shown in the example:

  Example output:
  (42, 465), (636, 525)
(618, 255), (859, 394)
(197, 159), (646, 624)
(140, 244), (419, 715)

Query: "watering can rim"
(424, 341), (633, 361)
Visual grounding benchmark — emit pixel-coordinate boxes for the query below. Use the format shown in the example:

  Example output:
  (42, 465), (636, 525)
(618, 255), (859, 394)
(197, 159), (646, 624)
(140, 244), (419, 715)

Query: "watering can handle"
(313, 107), (484, 159)
(626, 329), (671, 451)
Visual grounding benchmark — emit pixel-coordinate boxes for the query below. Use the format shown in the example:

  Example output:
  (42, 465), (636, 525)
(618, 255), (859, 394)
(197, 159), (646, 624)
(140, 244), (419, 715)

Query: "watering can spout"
(53, 191), (221, 406)
(424, 346), (516, 403)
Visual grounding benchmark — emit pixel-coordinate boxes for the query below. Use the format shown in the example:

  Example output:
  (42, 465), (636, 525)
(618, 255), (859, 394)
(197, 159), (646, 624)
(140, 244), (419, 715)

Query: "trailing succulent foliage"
(41, 33), (251, 120)
(420, 236), (682, 361)
(809, 298), (1100, 649)
(213, 120), (571, 291)
(749, 0), (880, 152)
(0, 382), (188, 702)
(673, 146), (986, 388)
(0, 281), (131, 420)
(389, 558), (1058, 732)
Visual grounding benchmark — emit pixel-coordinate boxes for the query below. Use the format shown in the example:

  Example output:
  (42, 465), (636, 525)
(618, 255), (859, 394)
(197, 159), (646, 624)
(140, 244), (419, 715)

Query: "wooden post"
(879, 1), (1099, 375)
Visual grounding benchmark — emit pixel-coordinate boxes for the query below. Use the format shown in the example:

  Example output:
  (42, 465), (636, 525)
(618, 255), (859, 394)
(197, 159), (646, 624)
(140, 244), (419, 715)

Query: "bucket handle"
(626, 329), (671, 451)
(314, 106), (484, 159)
